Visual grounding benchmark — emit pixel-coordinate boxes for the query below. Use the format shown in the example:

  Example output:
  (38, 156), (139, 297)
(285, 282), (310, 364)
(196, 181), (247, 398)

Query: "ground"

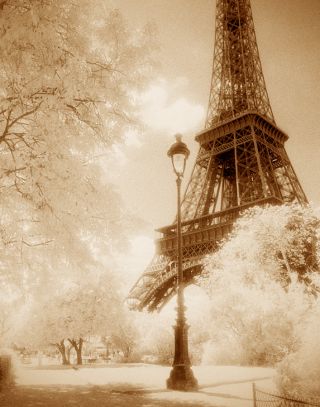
(0, 363), (276, 406)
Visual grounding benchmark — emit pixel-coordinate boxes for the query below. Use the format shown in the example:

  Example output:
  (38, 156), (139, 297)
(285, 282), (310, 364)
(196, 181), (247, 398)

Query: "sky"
(108, 0), (320, 289)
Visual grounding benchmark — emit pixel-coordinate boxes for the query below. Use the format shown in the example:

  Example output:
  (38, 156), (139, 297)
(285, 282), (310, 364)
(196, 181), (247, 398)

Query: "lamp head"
(167, 134), (190, 177)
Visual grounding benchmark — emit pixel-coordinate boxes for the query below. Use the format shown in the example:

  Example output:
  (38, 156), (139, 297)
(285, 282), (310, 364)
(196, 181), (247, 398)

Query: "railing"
(157, 196), (282, 236)
(253, 383), (320, 407)
(156, 197), (283, 255)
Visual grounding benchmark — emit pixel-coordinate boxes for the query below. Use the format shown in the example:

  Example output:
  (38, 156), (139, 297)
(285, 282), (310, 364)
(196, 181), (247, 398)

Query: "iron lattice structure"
(128, 0), (307, 311)
(205, 0), (274, 128)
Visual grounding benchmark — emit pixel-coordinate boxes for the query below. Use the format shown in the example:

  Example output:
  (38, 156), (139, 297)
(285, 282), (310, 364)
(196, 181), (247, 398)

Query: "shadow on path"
(0, 383), (223, 407)
(198, 375), (273, 390)
(198, 390), (252, 402)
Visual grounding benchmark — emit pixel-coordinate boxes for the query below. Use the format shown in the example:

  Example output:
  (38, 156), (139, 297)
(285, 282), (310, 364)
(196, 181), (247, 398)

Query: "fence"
(253, 383), (320, 407)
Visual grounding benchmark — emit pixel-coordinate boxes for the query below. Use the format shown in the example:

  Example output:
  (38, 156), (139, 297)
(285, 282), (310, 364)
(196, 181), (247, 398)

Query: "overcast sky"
(107, 0), (320, 284)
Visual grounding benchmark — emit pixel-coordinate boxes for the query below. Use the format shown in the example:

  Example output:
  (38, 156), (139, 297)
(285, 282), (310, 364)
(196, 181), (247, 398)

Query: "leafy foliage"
(0, 0), (157, 347)
(17, 273), (124, 362)
(201, 204), (320, 367)
(110, 317), (139, 362)
(276, 275), (320, 399)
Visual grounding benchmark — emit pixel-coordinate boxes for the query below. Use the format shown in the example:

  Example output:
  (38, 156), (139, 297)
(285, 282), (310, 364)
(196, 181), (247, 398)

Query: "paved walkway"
(0, 364), (276, 407)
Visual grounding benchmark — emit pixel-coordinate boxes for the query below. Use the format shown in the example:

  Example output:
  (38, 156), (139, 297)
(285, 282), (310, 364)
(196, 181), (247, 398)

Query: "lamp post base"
(167, 365), (198, 391)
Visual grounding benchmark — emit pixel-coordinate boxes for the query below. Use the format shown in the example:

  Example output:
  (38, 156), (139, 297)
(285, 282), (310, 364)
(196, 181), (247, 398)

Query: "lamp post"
(166, 134), (198, 391)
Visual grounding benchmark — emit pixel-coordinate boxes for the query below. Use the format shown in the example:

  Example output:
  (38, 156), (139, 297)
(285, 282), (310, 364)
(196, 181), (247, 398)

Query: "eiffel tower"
(128, 0), (307, 311)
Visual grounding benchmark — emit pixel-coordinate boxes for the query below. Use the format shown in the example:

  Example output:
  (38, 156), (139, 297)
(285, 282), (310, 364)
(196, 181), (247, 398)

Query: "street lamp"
(166, 134), (198, 391)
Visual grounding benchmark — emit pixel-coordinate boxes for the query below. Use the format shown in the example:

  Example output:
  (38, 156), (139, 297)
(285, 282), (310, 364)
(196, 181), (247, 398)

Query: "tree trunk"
(68, 338), (83, 365)
(66, 344), (72, 364)
(124, 345), (131, 360)
(55, 340), (70, 365)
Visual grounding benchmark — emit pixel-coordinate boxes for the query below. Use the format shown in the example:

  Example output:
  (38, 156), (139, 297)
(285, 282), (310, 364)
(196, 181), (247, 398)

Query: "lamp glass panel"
(172, 153), (186, 175)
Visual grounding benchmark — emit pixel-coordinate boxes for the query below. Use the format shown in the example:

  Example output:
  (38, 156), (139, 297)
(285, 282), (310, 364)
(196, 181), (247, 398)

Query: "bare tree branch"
(22, 238), (54, 247)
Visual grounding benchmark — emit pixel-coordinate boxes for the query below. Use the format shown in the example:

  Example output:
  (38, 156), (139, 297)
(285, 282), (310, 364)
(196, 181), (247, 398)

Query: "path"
(0, 364), (276, 406)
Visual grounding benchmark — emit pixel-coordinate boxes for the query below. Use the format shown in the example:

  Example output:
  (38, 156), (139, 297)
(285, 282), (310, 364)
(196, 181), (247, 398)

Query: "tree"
(276, 285), (320, 399)
(0, 0), (156, 159)
(0, 0), (157, 339)
(203, 204), (319, 286)
(18, 272), (123, 365)
(110, 315), (140, 362)
(200, 204), (320, 366)
(132, 309), (184, 365)
(0, 0), (153, 207)
(0, 0), (155, 255)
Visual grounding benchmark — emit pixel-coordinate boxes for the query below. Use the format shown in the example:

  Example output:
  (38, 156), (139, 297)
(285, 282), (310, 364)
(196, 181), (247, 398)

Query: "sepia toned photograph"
(0, 0), (319, 406)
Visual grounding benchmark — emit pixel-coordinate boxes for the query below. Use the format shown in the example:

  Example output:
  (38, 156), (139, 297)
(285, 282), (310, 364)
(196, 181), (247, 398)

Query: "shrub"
(276, 299), (320, 399)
